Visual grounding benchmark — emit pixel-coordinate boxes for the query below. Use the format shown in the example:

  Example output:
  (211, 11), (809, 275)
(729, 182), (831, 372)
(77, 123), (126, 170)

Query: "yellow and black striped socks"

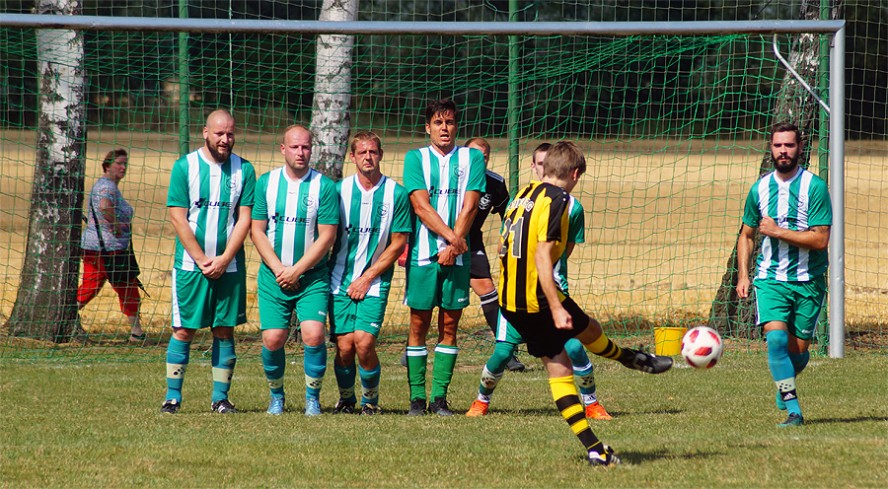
(548, 375), (601, 452)
(583, 332), (630, 364)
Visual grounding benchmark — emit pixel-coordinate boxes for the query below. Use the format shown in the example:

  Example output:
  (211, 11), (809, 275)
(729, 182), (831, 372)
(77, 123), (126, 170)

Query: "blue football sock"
(766, 330), (801, 416)
(303, 343), (327, 400)
(566, 339), (596, 397)
(165, 337), (191, 402)
(359, 364), (381, 405)
(211, 336), (236, 403)
(261, 346), (286, 400)
(334, 362), (357, 403)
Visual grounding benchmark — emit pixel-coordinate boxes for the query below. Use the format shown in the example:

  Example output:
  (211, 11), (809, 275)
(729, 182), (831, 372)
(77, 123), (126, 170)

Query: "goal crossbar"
(0, 15), (844, 36)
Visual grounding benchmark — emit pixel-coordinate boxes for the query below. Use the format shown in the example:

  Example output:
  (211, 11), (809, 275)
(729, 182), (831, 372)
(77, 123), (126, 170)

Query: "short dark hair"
(425, 99), (458, 124)
(102, 148), (128, 171)
(532, 142), (552, 166)
(770, 121), (801, 145)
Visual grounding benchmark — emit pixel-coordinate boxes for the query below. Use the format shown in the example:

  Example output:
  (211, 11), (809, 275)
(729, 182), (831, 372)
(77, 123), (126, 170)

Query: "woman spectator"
(78, 148), (144, 342)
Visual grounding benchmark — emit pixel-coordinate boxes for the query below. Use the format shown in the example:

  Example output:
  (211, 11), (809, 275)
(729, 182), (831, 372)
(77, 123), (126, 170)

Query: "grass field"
(2, 130), (887, 348)
(1, 350), (886, 488)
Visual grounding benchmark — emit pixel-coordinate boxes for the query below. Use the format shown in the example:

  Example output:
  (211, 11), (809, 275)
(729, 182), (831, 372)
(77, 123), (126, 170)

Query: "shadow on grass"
(480, 408), (684, 417)
(611, 447), (725, 465)
(806, 415), (888, 425)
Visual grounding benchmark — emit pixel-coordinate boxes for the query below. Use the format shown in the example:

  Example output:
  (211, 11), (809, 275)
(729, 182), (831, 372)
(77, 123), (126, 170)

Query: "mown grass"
(1, 350), (885, 488)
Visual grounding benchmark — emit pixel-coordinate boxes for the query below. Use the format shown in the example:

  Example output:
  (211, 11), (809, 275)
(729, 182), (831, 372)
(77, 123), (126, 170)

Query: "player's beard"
(772, 152), (799, 174)
(206, 138), (232, 162)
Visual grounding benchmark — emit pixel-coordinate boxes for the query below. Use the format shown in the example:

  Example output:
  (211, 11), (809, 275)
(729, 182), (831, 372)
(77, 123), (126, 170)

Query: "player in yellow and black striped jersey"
(496, 141), (673, 467)
(498, 181), (570, 313)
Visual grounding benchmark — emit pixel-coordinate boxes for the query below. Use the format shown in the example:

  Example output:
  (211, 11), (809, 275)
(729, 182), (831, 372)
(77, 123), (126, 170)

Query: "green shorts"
(329, 293), (389, 338)
(171, 268), (247, 329)
(403, 259), (470, 310)
(754, 275), (826, 340)
(495, 311), (525, 346)
(257, 264), (330, 330)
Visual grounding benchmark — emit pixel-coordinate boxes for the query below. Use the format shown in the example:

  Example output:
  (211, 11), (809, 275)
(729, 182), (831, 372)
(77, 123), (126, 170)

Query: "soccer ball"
(681, 326), (723, 369)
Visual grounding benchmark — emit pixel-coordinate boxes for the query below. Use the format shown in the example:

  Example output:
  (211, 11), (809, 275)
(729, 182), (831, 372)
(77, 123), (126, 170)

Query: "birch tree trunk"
(309, 0), (357, 180)
(6, 0), (87, 342)
(709, 0), (844, 338)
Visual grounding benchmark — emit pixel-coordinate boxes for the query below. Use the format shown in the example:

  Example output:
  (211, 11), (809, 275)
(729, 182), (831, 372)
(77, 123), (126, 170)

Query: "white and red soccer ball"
(681, 326), (724, 369)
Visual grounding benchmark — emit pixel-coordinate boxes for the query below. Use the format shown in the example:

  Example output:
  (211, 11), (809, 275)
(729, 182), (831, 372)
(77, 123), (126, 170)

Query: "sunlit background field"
(2, 130), (886, 353)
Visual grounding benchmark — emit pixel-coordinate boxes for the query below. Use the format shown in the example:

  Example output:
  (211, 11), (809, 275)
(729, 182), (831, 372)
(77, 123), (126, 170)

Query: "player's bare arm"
(435, 189), (481, 266)
(250, 218), (287, 278)
(735, 223), (756, 298)
(758, 217), (830, 251)
(168, 206), (211, 273)
(280, 223), (337, 289)
(409, 189), (460, 246)
(450, 189), (481, 255)
(203, 205), (251, 279)
(536, 240), (571, 330)
(348, 231), (408, 301)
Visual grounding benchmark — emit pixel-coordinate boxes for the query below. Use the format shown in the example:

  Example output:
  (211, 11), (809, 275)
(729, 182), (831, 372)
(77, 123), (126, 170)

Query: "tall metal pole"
(815, 0), (831, 354)
(828, 25), (845, 358)
(178, 0), (190, 156)
(507, 0), (519, 195)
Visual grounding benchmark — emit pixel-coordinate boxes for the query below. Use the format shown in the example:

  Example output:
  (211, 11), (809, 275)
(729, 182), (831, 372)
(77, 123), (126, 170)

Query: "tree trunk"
(6, 0), (87, 342)
(709, 0), (843, 338)
(309, 0), (357, 180)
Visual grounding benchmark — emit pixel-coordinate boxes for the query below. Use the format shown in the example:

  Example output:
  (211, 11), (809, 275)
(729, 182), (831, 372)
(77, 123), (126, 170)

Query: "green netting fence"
(1, 1), (885, 360)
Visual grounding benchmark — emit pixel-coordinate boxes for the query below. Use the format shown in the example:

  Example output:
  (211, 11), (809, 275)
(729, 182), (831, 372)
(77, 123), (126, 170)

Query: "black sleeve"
(492, 178), (510, 218)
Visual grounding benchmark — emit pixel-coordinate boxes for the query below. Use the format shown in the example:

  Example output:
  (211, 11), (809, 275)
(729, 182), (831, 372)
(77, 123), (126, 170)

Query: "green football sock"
(406, 346), (428, 401)
(430, 344), (458, 401)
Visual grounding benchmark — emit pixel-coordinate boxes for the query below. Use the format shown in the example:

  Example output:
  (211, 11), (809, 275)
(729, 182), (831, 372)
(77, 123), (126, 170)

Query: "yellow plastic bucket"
(654, 327), (687, 356)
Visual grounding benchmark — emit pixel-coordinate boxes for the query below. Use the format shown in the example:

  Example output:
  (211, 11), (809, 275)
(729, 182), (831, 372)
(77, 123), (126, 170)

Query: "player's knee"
(173, 328), (196, 343)
(298, 320), (324, 345)
(262, 329), (288, 351)
(765, 329), (789, 350)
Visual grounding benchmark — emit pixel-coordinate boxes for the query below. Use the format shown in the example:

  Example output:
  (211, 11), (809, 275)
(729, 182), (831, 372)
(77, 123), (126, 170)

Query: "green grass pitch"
(1, 350), (885, 488)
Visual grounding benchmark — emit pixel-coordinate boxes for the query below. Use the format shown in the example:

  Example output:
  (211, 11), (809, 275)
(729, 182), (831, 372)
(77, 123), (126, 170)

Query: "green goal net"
(1, 1), (885, 360)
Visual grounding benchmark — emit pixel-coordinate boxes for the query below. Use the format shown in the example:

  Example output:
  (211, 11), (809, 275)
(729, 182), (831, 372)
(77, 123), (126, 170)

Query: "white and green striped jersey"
(330, 175), (412, 297)
(402, 145), (486, 266)
(252, 167), (339, 270)
(166, 149), (256, 272)
(742, 167), (832, 281)
(554, 195), (585, 295)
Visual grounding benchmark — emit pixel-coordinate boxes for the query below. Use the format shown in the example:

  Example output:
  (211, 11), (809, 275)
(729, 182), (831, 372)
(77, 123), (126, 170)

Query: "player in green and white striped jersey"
(162, 109), (256, 415)
(402, 99), (486, 416)
(328, 132), (411, 415)
(251, 125), (340, 417)
(736, 122), (832, 428)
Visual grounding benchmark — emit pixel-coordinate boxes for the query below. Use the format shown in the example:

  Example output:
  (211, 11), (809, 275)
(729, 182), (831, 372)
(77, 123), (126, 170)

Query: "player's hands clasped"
(275, 265), (302, 291)
(200, 256), (230, 280)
